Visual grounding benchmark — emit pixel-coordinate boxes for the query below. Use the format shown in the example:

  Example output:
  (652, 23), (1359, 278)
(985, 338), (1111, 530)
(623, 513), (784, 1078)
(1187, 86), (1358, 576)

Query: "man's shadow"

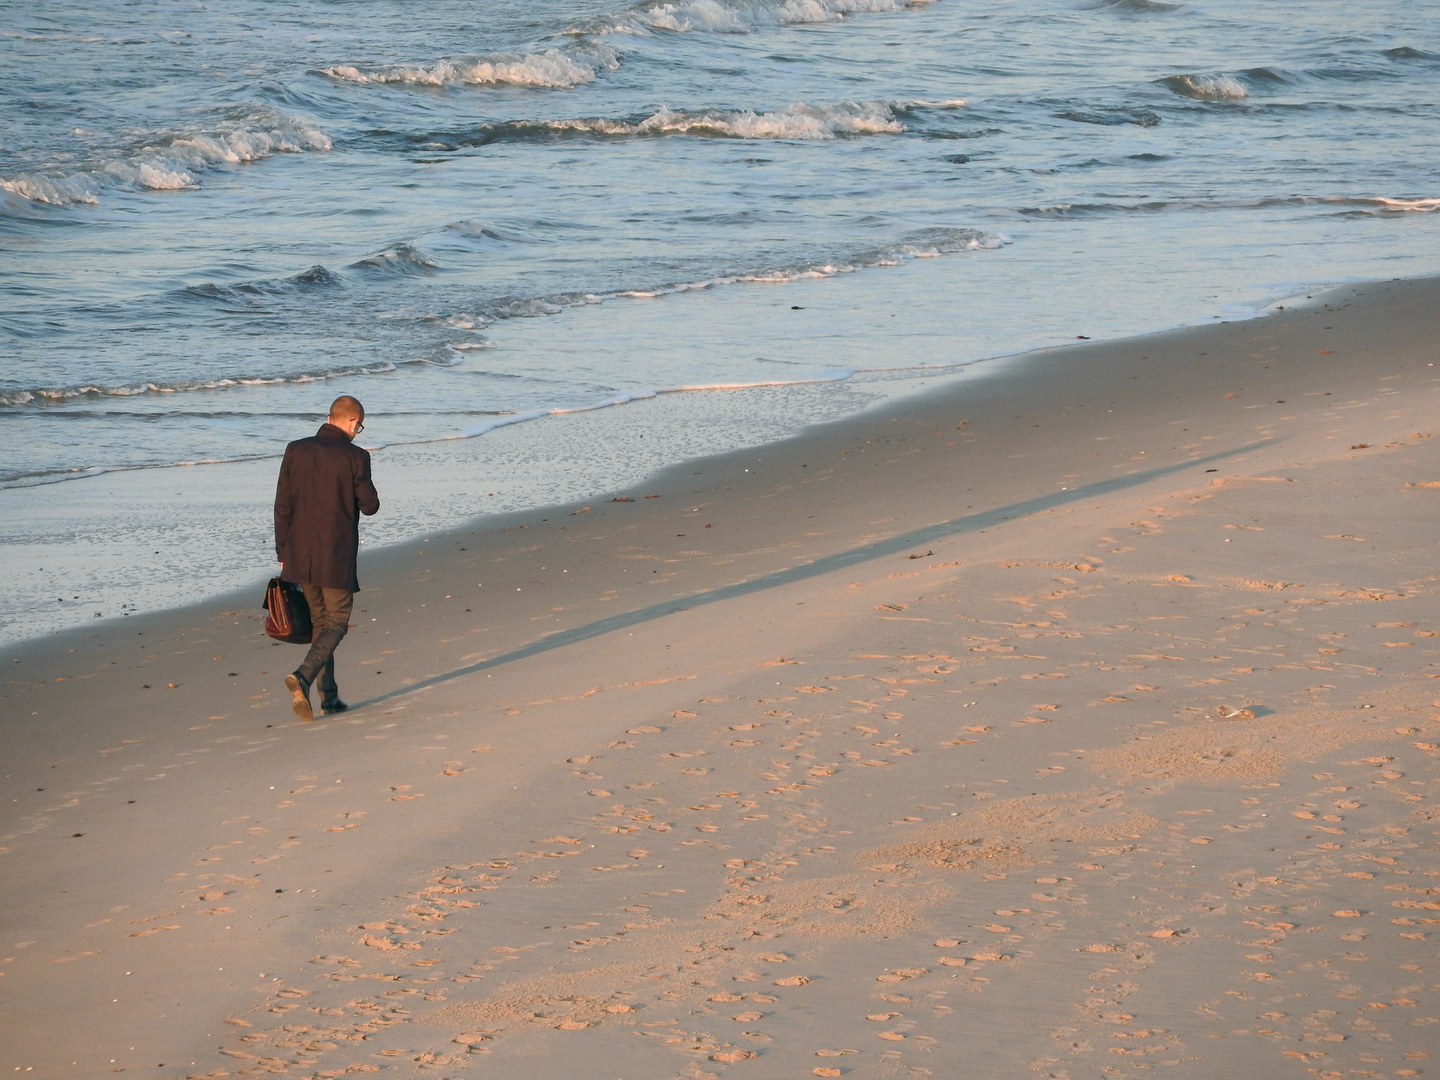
(353, 444), (1265, 710)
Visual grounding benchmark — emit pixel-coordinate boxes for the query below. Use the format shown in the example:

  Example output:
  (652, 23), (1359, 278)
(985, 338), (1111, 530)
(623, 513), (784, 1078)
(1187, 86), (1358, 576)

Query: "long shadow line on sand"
(353, 444), (1266, 710)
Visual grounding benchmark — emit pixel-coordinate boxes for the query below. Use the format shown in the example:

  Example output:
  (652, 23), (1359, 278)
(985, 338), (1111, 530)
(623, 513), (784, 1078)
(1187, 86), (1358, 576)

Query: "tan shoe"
(285, 672), (313, 722)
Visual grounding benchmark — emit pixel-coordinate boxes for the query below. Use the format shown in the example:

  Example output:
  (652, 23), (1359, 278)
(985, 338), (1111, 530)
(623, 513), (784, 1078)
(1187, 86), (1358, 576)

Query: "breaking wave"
(1161, 73), (1248, 100)
(538, 100), (903, 139)
(419, 99), (927, 146)
(1368, 196), (1440, 212)
(0, 106), (331, 207)
(317, 46), (618, 89)
(349, 242), (440, 275)
(316, 0), (928, 90)
(583, 0), (925, 35)
(1159, 65), (1406, 101)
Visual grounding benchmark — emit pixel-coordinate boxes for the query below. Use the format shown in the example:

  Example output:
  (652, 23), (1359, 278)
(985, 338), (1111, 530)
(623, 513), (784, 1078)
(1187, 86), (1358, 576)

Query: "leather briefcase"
(263, 577), (313, 643)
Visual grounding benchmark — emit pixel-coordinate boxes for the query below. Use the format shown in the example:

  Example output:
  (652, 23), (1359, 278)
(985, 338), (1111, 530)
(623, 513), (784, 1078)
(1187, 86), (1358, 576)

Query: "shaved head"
(328, 395), (365, 423)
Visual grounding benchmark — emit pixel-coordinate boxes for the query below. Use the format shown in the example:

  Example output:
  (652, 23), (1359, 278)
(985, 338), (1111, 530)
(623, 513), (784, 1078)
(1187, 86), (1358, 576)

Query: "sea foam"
(452, 100), (911, 144)
(0, 106), (331, 206)
(1369, 196), (1440, 212)
(592, 0), (917, 35)
(318, 46), (617, 89)
(1161, 73), (1249, 100)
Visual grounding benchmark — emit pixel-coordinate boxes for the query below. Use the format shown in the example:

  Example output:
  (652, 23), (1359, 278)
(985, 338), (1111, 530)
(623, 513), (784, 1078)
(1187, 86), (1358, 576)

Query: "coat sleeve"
(355, 448), (380, 518)
(274, 448), (295, 561)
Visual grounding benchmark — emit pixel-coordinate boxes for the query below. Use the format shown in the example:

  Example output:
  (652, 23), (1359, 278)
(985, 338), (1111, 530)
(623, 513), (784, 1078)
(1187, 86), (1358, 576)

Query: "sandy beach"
(3, 275), (1439, 1079)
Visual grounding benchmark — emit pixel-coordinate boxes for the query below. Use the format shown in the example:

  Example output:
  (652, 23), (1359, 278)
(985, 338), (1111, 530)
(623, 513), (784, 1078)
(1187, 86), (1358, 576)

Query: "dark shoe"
(285, 672), (313, 722)
(321, 696), (348, 715)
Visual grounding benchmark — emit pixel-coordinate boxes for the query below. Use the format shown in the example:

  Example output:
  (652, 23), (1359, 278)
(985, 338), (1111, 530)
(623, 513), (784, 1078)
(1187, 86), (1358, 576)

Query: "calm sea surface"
(2, 0), (1437, 643)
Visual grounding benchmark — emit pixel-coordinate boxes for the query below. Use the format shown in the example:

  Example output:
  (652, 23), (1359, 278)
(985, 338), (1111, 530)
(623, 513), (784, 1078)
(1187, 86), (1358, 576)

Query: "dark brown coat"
(274, 423), (380, 592)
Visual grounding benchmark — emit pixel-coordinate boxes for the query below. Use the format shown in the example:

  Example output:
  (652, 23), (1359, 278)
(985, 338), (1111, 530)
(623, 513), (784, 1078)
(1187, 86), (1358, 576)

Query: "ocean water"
(2, 0), (1437, 645)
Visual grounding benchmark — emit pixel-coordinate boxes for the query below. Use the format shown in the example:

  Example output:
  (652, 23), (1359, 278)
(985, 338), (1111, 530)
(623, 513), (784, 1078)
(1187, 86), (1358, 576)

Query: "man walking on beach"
(274, 395), (380, 721)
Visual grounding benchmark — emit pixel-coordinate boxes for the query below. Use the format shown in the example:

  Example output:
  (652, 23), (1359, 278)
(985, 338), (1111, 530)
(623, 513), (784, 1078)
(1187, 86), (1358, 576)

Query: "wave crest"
(1054, 106), (1160, 127)
(432, 100), (909, 145)
(888, 226), (1005, 257)
(1369, 196), (1440, 212)
(349, 243), (439, 274)
(318, 46), (617, 89)
(584, 0), (921, 35)
(1161, 73), (1248, 100)
(1093, 0), (1181, 12)
(634, 101), (904, 138)
(0, 106), (331, 207)
(178, 265), (343, 306)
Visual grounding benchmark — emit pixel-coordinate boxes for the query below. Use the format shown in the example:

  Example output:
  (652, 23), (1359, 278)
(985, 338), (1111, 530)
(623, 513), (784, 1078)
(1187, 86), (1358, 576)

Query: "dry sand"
(3, 276), (1439, 1080)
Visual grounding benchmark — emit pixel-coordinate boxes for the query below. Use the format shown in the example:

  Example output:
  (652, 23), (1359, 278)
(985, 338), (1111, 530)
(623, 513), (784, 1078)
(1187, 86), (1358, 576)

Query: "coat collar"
(316, 422), (352, 442)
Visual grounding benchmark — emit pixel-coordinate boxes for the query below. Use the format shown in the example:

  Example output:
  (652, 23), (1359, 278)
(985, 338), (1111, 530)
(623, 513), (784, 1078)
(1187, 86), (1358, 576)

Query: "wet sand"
(3, 275), (1439, 1079)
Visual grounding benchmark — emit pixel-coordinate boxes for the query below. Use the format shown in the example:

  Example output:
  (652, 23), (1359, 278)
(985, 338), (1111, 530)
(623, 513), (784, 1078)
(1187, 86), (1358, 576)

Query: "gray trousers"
(296, 585), (353, 698)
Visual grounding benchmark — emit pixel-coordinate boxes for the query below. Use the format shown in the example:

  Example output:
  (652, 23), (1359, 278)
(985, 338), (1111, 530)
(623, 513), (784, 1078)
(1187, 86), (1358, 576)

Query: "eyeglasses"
(353, 420), (365, 434)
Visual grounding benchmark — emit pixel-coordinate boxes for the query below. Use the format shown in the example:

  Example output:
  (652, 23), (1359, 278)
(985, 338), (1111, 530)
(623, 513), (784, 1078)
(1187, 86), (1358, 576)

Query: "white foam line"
(591, 0), (924, 36)
(1, 372), (861, 489)
(0, 108), (332, 207)
(0, 361), (409, 407)
(421, 371), (857, 442)
(849, 360), (982, 374)
(1370, 196), (1440, 211)
(317, 45), (617, 90)
(0, 454), (284, 490)
(656, 369), (854, 391)
(510, 100), (908, 141)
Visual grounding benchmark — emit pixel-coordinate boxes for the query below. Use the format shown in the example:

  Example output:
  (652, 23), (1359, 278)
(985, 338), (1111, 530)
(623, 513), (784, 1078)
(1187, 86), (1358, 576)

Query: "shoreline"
(3, 273), (1439, 1078)
(0, 252), (1368, 649)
